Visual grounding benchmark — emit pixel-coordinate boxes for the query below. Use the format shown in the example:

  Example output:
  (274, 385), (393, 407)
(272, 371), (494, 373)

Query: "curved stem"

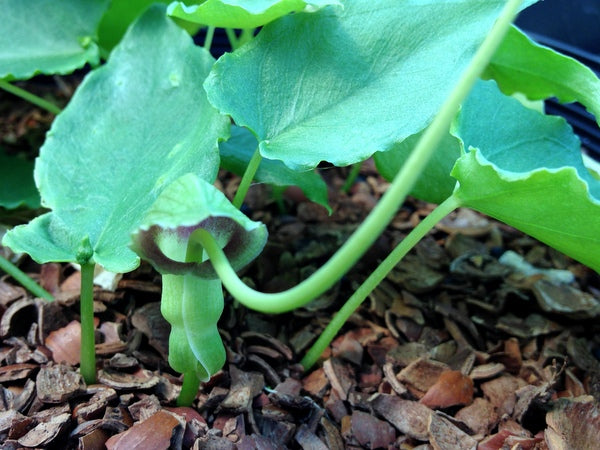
(233, 147), (262, 209)
(300, 195), (461, 370)
(194, 0), (522, 314)
(0, 80), (61, 115)
(177, 372), (201, 406)
(79, 262), (96, 384)
(0, 254), (53, 301)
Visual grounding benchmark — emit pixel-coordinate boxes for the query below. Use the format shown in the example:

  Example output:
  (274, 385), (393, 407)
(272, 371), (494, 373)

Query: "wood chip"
(428, 412), (477, 450)
(302, 368), (329, 398)
(370, 393), (433, 441)
(130, 302), (170, 360)
(97, 368), (159, 390)
(350, 410), (396, 449)
(398, 357), (450, 396)
(469, 362), (505, 380)
(455, 397), (498, 436)
(36, 364), (85, 403)
(17, 412), (71, 447)
(420, 370), (474, 409)
(323, 358), (354, 401)
(0, 298), (36, 338)
(295, 423), (328, 450)
(105, 410), (184, 450)
(45, 320), (81, 365)
(0, 363), (37, 382)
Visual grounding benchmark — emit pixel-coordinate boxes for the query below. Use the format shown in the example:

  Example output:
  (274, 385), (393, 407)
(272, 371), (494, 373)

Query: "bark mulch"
(1, 82), (600, 449)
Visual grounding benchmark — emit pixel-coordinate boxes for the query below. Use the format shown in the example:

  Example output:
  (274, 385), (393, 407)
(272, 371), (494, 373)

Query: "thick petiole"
(233, 147), (262, 209)
(79, 262), (97, 384)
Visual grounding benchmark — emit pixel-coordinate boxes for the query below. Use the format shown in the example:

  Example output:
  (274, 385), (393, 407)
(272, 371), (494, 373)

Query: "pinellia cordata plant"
(1, 0), (600, 405)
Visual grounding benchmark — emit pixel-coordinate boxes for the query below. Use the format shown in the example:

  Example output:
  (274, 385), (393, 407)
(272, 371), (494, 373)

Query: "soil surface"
(1, 78), (600, 449)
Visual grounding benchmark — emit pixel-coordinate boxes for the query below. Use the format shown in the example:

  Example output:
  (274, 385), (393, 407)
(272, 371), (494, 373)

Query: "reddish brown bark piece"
(323, 357), (354, 401)
(130, 302), (170, 359)
(545, 396), (600, 450)
(105, 410), (182, 450)
(17, 412), (71, 447)
(295, 424), (328, 450)
(219, 365), (264, 413)
(469, 362), (505, 380)
(0, 279), (26, 306)
(0, 363), (37, 382)
(350, 410), (396, 449)
(455, 397), (498, 436)
(370, 393), (433, 441)
(302, 367), (329, 397)
(45, 320), (81, 365)
(428, 413), (478, 450)
(481, 374), (527, 416)
(0, 298), (36, 338)
(398, 357), (449, 396)
(36, 364), (85, 403)
(97, 368), (159, 390)
(420, 370), (474, 409)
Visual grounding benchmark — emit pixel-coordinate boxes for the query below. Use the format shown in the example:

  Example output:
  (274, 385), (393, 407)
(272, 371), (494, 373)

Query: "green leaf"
(0, 149), (40, 209)
(0, 0), (109, 80)
(204, 0), (511, 171)
(97, 0), (202, 52)
(220, 126), (331, 212)
(167, 0), (340, 28)
(2, 5), (229, 272)
(373, 131), (461, 204)
(452, 80), (600, 272)
(484, 26), (600, 124)
(131, 173), (268, 278)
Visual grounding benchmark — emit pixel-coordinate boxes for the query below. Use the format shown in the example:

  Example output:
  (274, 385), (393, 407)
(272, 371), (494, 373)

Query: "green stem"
(0, 79), (61, 115)
(178, 372), (201, 406)
(237, 28), (255, 46)
(300, 195), (461, 370)
(193, 0), (521, 314)
(79, 262), (96, 384)
(203, 26), (216, 51)
(225, 28), (239, 50)
(233, 147), (262, 209)
(271, 185), (287, 214)
(341, 162), (363, 193)
(0, 253), (54, 301)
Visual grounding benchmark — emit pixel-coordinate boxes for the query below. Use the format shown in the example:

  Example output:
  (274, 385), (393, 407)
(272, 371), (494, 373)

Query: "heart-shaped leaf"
(220, 126), (331, 212)
(131, 173), (268, 278)
(452, 80), (600, 272)
(204, 0), (515, 171)
(2, 5), (229, 272)
(97, 0), (202, 52)
(0, 0), (109, 80)
(0, 149), (40, 209)
(484, 26), (600, 124)
(167, 0), (340, 29)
